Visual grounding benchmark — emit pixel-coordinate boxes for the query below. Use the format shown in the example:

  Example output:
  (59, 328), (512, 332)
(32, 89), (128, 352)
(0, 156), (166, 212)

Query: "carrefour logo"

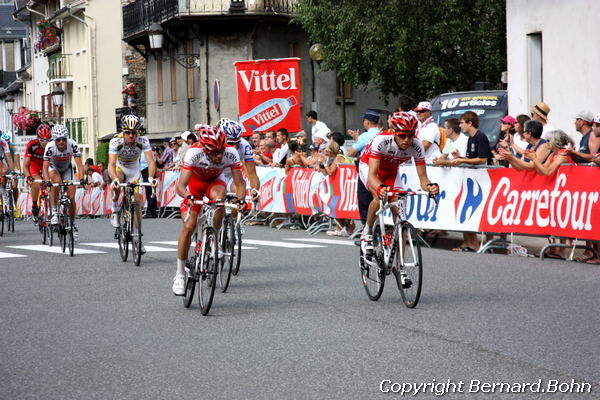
(454, 178), (484, 223)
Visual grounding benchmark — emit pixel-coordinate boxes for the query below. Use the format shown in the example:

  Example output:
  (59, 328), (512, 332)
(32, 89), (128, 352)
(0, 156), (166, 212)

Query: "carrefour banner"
(235, 57), (301, 136)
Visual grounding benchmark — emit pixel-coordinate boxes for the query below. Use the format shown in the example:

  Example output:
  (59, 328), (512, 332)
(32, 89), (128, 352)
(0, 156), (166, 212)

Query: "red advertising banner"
(235, 58), (301, 136)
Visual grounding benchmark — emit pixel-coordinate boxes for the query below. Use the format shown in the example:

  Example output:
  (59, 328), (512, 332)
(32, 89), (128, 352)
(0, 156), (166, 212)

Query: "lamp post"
(52, 85), (64, 124)
(147, 23), (199, 69)
(5, 97), (14, 136)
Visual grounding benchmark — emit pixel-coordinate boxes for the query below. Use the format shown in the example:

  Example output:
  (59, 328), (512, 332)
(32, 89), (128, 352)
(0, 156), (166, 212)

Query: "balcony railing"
(41, 94), (59, 120)
(65, 117), (88, 144)
(123, 0), (297, 38)
(47, 53), (71, 81)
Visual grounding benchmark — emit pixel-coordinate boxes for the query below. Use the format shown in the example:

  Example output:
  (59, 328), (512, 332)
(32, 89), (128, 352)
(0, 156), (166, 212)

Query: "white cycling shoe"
(110, 213), (119, 228)
(172, 274), (185, 296)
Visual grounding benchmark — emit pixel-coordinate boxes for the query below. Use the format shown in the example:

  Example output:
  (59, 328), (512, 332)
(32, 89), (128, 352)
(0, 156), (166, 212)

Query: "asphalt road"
(1, 218), (599, 399)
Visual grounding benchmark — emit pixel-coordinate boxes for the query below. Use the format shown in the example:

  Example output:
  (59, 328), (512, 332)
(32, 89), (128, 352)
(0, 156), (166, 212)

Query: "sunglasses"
(39, 139), (51, 143)
(395, 133), (415, 139)
(123, 131), (137, 136)
(205, 149), (225, 156)
(55, 138), (67, 142)
(415, 110), (428, 113)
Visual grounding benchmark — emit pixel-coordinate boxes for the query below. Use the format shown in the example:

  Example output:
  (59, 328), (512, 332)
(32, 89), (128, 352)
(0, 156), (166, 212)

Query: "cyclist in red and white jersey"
(42, 124), (85, 226)
(172, 126), (246, 295)
(218, 118), (260, 201)
(359, 112), (439, 255)
(23, 124), (52, 219)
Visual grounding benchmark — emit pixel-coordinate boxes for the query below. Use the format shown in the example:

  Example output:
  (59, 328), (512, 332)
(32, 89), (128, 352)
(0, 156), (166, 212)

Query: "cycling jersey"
(43, 139), (81, 171)
(0, 139), (9, 163)
(359, 130), (425, 189)
(25, 139), (46, 167)
(233, 138), (255, 163)
(109, 135), (151, 182)
(182, 143), (241, 181)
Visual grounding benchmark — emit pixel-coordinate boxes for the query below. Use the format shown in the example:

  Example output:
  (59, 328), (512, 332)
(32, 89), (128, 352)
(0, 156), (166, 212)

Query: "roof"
(0, 4), (27, 39)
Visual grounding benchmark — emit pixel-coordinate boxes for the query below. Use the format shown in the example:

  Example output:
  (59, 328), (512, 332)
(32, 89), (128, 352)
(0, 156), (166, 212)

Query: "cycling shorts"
(29, 162), (43, 178)
(49, 164), (74, 181)
(180, 175), (226, 214)
(116, 163), (141, 184)
(358, 162), (401, 192)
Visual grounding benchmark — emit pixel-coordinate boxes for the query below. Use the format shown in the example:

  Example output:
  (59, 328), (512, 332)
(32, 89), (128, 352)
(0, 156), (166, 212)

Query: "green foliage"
(294, 0), (506, 100)
(95, 141), (109, 166)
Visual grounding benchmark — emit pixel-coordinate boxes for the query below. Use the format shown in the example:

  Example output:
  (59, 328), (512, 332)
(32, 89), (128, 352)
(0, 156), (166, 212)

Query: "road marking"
(81, 243), (177, 252)
(285, 238), (355, 246)
(6, 245), (106, 255)
(0, 251), (27, 259)
(242, 239), (325, 248)
(150, 241), (257, 250)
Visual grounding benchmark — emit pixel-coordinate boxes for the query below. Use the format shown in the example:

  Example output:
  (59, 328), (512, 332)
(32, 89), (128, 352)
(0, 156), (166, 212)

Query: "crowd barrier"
(14, 164), (600, 241)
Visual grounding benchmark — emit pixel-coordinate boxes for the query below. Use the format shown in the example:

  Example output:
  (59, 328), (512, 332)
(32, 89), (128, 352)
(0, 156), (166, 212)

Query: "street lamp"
(52, 85), (64, 123)
(5, 97), (14, 135)
(309, 43), (324, 65)
(147, 23), (199, 69)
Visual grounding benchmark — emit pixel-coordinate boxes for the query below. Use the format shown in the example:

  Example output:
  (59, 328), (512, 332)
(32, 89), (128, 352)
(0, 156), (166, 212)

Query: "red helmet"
(389, 112), (418, 135)
(37, 123), (52, 140)
(197, 125), (226, 152)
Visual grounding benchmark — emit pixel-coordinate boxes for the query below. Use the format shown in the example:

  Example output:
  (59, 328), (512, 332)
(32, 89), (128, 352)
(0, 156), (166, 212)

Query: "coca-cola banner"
(235, 58), (301, 136)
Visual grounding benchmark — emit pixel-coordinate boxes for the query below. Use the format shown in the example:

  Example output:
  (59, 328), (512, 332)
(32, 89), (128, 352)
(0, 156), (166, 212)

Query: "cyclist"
(108, 115), (157, 248)
(23, 124), (53, 220)
(217, 118), (260, 202)
(42, 125), (85, 228)
(172, 125), (246, 295)
(358, 112), (439, 257)
(1, 131), (20, 218)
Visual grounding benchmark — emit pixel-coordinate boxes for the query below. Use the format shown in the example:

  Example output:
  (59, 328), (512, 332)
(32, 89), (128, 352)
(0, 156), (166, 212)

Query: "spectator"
(347, 109), (382, 230)
(306, 110), (331, 142)
(511, 114), (531, 158)
(397, 94), (416, 116)
(122, 82), (138, 111)
(414, 101), (442, 163)
(530, 101), (555, 140)
(87, 166), (103, 188)
(165, 138), (182, 171)
(568, 112), (600, 162)
(284, 141), (310, 174)
(179, 130), (197, 164)
(251, 131), (264, 149)
(294, 131), (307, 149)
(496, 120), (551, 170)
(265, 130), (280, 148)
(156, 137), (175, 169)
(176, 132), (188, 158)
(305, 142), (322, 168)
(432, 118), (468, 166)
(451, 111), (491, 252)
(255, 140), (274, 165)
(572, 111), (595, 163)
(97, 162), (110, 189)
(272, 128), (290, 167)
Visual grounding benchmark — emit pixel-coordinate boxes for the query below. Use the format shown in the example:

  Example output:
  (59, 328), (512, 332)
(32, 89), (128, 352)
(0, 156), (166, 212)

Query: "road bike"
(359, 190), (436, 308)
(32, 180), (53, 245)
(114, 182), (155, 266)
(48, 181), (82, 256)
(1, 173), (24, 235)
(183, 198), (237, 315)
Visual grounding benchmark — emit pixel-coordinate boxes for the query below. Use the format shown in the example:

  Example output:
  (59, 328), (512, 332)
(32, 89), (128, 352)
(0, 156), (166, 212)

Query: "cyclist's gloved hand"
(185, 194), (196, 207)
(26, 176), (33, 184)
(376, 184), (388, 200)
(251, 188), (260, 202)
(426, 183), (439, 197)
(237, 199), (247, 212)
(80, 178), (87, 187)
(111, 179), (120, 190)
(45, 181), (53, 188)
(149, 177), (158, 187)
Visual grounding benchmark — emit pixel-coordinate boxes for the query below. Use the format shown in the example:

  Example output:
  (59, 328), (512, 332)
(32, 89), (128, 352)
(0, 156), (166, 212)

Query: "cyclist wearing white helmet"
(218, 118), (260, 202)
(108, 115), (157, 234)
(43, 124), (86, 225)
(0, 131), (20, 218)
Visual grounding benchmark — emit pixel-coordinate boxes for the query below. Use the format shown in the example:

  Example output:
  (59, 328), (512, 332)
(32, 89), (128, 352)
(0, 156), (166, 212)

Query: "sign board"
(234, 57), (301, 136)
(13, 135), (35, 155)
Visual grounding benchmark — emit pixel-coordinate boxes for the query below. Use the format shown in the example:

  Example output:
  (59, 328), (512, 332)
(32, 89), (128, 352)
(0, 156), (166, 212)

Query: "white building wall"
(506, 0), (600, 145)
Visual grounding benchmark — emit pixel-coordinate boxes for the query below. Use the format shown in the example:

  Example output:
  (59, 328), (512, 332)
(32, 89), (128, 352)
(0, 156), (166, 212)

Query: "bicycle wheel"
(59, 206), (67, 253)
(131, 203), (142, 266)
(183, 233), (199, 308)
(117, 209), (129, 262)
(232, 221), (242, 276)
(7, 194), (14, 232)
(393, 222), (423, 308)
(360, 224), (385, 301)
(0, 213), (4, 236)
(64, 205), (74, 256)
(198, 227), (218, 315)
(218, 216), (234, 293)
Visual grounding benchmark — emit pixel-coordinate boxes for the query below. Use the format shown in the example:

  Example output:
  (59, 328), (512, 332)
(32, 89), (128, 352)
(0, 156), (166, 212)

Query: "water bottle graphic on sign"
(240, 96), (298, 132)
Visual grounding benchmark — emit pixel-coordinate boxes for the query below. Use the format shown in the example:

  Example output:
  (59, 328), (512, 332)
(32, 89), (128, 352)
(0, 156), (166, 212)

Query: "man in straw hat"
(530, 101), (555, 140)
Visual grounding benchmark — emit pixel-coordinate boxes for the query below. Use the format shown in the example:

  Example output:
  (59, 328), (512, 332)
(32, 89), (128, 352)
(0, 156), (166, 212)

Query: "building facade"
(122, 0), (389, 140)
(506, 0), (600, 144)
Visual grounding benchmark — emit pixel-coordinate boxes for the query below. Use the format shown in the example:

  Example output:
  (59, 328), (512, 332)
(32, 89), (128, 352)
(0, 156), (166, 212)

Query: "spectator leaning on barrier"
(567, 113), (600, 163)
(432, 118), (468, 166)
(156, 137), (174, 169)
(97, 162), (110, 188)
(414, 101), (442, 163)
(451, 111), (491, 252)
(511, 114), (531, 158)
(530, 101), (555, 140)
(255, 140), (274, 165)
(496, 120), (550, 171)
(251, 131), (264, 149)
(285, 141), (310, 174)
(272, 128), (290, 167)
(573, 111), (595, 163)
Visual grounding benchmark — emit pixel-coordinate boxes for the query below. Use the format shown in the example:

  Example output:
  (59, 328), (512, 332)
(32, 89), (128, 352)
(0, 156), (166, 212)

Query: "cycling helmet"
(37, 123), (52, 140)
(197, 125), (226, 152)
(194, 123), (211, 131)
(389, 112), (418, 135)
(51, 124), (69, 140)
(121, 114), (141, 131)
(0, 131), (10, 141)
(216, 118), (230, 129)
(220, 120), (244, 143)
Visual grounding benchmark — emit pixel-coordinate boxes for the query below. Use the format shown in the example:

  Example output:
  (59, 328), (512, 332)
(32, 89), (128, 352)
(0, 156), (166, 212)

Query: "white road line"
(0, 251), (27, 259)
(81, 243), (176, 252)
(6, 245), (106, 255)
(242, 239), (325, 248)
(150, 241), (257, 250)
(285, 238), (356, 246)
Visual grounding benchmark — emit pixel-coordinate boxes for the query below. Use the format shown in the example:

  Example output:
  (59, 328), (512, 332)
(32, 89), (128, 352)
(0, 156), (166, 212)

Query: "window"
(336, 78), (353, 102)
(527, 32), (543, 104)
(289, 42), (301, 58)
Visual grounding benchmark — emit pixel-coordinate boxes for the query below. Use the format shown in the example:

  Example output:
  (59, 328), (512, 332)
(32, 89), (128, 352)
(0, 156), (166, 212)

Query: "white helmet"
(51, 124), (69, 140)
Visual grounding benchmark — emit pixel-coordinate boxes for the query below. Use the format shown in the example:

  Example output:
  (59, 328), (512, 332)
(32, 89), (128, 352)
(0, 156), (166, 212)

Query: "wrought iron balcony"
(47, 53), (71, 81)
(123, 0), (297, 39)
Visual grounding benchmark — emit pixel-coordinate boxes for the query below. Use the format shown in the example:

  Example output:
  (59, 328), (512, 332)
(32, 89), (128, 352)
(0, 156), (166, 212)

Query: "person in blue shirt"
(347, 109), (382, 228)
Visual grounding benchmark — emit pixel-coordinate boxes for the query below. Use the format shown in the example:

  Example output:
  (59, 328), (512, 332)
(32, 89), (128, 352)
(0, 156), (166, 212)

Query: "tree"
(294, 0), (506, 101)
